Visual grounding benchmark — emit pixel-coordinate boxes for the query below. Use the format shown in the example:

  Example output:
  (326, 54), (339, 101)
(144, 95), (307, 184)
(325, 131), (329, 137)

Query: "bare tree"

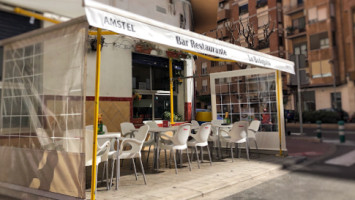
(224, 17), (275, 50)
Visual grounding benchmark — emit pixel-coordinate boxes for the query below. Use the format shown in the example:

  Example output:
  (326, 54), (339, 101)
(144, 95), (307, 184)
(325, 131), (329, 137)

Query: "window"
(317, 5), (327, 21)
(292, 17), (305, 31)
(256, 0), (267, 9)
(258, 14), (269, 27)
(239, 4), (248, 15)
(302, 91), (315, 111)
(202, 62), (207, 74)
(294, 43), (307, 57)
(310, 32), (329, 50)
(308, 7), (317, 23)
(311, 60), (332, 78)
(331, 92), (342, 110)
(202, 79), (208, 92)
(308, 6), (327, 24)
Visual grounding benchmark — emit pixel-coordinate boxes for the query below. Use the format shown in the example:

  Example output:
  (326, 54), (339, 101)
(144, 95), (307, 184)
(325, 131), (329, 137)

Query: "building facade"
(194, 0), (285, 109)
(284, 0), (355, 119)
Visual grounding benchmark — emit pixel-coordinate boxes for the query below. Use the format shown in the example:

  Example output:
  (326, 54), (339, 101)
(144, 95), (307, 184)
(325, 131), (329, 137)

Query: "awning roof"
(84, 0), (294, 74)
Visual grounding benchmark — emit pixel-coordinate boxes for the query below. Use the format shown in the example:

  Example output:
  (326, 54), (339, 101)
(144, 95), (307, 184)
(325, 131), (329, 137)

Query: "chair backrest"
(36, 128), (52, 148)
(129, 125), (149, 155)
(145, 121), (159, 129)
(248, 120), (261, 138)
(134, 125), (150, 142)
(229, 121), (248, 142)
(194, 123), (212, 143)
(211, 119), (223, 136)
(249, 120), (261, 132)
(191, 120), (200, 127)
(120, 122), (136, 136)
(172, 124), (191, 145)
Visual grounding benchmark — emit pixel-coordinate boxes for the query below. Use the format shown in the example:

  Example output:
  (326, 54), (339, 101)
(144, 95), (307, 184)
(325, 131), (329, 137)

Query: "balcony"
(284, 3), (304, 15)
(217, 9), (230, 22)
(286, 26), (306, 39)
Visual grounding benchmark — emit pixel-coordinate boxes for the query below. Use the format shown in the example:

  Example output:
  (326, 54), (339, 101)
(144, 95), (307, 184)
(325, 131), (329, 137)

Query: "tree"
(223, 17), (275, 50)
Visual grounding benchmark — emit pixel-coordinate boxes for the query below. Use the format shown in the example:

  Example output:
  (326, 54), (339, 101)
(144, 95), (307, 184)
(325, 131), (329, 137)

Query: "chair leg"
(139, 157), (147, 185)
(245, 141), (250, 161)
(180, 149), (183, 167)
(230, 143), (234, 162)
(105, 161), (109, 190)
(169, 149), (172, 168)
(207, 145), (212, 166)
(132, 158), (138, 181)
(200, 146), (204, 162)
(102, 162), (106, 183)
(146, 145), (151, 166)
(165, 149), (168, 167)
(195, 146), (200, 169)
(110, 159), (115, 189)
(173, 150), (178, 174)
(186, 148), (192, 171)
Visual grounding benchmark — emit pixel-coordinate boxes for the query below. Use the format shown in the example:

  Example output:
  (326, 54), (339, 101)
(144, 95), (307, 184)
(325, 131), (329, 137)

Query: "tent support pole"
(169, 58), (175, 124)
(91, 28), (102, 200)
(276, 70), (283, 156)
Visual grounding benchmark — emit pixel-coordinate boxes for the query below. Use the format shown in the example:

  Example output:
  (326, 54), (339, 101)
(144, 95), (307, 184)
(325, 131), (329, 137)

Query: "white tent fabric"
(84, 0), (295, 74)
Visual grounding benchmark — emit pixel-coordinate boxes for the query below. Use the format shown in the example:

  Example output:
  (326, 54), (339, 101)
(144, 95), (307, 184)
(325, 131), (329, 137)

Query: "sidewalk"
(88, 154), (288, 200)
(87, 136), (337, 200)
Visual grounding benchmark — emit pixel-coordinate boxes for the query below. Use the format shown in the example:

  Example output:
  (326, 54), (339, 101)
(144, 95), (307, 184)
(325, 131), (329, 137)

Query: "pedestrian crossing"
(325, 150), (355, 167)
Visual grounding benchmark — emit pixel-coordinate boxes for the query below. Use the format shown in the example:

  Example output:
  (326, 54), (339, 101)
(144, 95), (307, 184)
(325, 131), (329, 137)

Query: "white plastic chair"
(187, 122), (212, 168)
(248, 120), (261, 156)
(113, 125), (149, 185)
(85, 129), (111, 190)
(191, 120), (200, 128)
(159, 124), (192, 174)
(144, 121), (159, 166)
(209, 120), (225, 157)
(120, 122), (136, 138)
(220, 121), (250, 161)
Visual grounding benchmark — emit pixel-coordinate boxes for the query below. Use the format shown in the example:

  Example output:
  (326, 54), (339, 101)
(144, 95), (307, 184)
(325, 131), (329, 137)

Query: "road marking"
(325, 150), (355, 167)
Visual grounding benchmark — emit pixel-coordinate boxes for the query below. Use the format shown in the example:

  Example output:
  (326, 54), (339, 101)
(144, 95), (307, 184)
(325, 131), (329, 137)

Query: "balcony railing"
(286, 26), (306, 38)
(284, 2), (304, 15)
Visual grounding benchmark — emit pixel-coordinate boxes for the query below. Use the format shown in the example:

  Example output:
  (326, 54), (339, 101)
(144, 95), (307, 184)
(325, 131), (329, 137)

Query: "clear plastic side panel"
(215, 72), (278, 132)
(0, 22), (87, 199)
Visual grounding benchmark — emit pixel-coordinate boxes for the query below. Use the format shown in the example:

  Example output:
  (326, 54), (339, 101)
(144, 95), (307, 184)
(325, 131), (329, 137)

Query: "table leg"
(116, 138), (120, 190)
(217, 128), (222, 159)
(153, 132), (159, 170)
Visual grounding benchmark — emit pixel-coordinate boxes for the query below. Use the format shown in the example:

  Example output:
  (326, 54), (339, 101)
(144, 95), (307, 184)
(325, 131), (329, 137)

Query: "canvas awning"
(84, 0), (294, 74)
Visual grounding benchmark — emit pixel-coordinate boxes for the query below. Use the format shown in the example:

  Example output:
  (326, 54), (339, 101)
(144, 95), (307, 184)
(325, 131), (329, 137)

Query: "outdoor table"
(213, 124), (233, 159)
(97, 133), (121, 190)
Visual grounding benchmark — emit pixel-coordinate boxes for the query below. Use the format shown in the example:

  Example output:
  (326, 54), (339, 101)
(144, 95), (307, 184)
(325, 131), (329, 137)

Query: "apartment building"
(194, 0), (285, 109)
(284, 0), (355, 117)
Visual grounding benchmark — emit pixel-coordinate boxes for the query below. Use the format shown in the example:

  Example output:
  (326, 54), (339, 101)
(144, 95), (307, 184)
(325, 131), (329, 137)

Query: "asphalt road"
(223, 144), (355, 200)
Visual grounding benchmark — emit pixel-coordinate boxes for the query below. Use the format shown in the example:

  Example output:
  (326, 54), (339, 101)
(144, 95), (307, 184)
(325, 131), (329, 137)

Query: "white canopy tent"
(0, 0), (294, 199)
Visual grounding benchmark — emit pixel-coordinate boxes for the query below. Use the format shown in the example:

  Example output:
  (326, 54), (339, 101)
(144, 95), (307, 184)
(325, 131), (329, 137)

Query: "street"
(221, 133), (355, 200)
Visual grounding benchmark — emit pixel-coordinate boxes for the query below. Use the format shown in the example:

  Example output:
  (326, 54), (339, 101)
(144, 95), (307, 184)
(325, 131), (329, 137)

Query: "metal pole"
(296, 54), (303, 135)
(169, 58), (175, 124)
(91, 28), (102, 200)
(276, 70), (283, 156)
